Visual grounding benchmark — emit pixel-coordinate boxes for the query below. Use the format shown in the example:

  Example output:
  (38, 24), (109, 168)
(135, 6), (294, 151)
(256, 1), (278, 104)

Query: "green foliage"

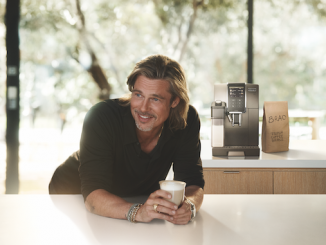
(1, 0), (326, 129)
(255, 0), (326, 110)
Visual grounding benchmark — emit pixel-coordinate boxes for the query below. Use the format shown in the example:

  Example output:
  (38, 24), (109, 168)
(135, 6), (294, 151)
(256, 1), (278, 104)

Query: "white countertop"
(0, 194), (325, 245)
(201, 140), (326, 168)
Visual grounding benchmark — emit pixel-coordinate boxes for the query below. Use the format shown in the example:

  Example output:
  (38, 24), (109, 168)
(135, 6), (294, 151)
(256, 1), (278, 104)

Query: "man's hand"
(135, 189), (178, 223)
(169, 200), (192, 225)
(170, 185), (203, 225)
(85, 186), (203, 224)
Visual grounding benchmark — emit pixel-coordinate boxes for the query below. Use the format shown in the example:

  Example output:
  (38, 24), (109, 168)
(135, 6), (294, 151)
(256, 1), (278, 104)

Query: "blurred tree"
(17, 0), (241, 125)
(1, 0), (325, 133)
(20, 0), (113, 100)
(74, 0), (111, 100)
(254, 0), (326, 110)
(152, 0), (235, 61)
(18, 0), (119, 129)
(151, 0), (245, 108)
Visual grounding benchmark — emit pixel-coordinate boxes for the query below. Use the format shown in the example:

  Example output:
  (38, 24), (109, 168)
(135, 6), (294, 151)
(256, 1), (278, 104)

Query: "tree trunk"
(75, 0), (111, 100)
(87, 51), (111, 100)
(178, 0), (203, 62)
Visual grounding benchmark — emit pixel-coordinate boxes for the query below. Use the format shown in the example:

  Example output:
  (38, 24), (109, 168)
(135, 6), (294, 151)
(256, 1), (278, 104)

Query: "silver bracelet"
(127, 203), (139, 222)
(127, 203), (143, 223)
(131, 204), (142, 223)
(185, 197), (196, 222)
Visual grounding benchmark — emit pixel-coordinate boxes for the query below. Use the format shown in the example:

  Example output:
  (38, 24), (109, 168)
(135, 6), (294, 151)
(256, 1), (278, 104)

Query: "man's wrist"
(185, 197), (196, 221)
(127, 203), (143, 223)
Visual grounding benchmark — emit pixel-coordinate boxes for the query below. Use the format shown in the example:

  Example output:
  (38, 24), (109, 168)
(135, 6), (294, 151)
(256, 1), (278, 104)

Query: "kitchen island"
(201, 140), (326, 194)
(0, 194), (325, 245)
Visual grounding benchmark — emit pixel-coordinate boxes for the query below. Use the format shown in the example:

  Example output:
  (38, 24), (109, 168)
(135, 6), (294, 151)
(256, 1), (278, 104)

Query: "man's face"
(130, 75), (179, 133)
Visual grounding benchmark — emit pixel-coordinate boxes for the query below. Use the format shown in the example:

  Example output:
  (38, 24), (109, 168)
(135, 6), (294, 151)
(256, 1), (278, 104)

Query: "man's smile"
(134, 110), (158, 129)
(135, 110), (156, 119)
(139, 114), (150, 119)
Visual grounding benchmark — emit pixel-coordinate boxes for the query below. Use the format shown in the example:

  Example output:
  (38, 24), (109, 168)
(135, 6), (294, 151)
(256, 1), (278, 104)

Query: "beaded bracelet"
(127, 203), (139, 222)
(131, 203), (142, 223)
(127, 203), (143, 223)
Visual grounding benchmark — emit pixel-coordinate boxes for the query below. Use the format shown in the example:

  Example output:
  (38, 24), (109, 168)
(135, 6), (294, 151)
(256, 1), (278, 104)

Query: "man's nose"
(140, 99), (150, 112)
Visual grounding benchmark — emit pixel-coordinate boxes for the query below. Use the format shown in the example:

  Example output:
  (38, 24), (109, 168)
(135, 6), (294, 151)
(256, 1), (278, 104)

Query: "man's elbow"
(85, 199), (96, 213)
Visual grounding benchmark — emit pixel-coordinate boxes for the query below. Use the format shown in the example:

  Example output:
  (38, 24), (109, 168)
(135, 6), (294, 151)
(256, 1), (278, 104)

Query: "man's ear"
(171, 97), (180, 108)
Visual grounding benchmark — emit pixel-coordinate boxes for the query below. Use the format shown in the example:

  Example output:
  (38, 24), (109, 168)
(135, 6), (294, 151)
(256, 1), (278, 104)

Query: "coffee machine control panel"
(228, 84), (245, 113)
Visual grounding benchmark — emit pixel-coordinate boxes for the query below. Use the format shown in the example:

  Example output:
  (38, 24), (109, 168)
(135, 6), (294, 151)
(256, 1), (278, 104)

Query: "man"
(49, 54), (205, 225)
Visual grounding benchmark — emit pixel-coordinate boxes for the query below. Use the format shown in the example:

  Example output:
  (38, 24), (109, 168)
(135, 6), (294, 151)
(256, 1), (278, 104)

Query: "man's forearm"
(85, 186), (204, 221)
(86, 188), (181, 223)
(185, 185), (204, 211)
(85, 189), (132, 219)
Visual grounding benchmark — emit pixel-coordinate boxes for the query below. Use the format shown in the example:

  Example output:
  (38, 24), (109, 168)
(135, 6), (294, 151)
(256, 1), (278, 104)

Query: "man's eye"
(136, 93), (141, 97)
(152, 98), (159, 102)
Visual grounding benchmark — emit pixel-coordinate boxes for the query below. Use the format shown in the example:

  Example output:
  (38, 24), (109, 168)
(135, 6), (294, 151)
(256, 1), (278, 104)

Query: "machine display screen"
(229, 86), (245, 98)
(228, 84), (246, 113)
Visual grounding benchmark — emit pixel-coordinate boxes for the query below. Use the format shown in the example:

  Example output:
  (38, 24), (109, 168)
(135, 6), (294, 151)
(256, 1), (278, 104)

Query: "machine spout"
(229, 113), (242, 127)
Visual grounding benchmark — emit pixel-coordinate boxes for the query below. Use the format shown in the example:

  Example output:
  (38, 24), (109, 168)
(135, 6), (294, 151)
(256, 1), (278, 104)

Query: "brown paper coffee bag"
(262, 101), (289, 153)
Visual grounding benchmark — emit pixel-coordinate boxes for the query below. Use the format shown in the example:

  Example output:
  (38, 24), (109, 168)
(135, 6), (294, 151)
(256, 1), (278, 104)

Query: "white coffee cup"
(159, 180), (186, 206)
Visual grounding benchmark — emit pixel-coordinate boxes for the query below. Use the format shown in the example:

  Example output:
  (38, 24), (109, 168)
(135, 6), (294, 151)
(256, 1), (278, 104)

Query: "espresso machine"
(211, 83), (260, 157)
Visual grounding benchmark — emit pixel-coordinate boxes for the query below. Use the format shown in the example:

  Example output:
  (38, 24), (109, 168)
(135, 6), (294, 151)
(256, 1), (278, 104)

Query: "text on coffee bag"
(268, 115), (287, 123)
(271, 131), (284, 142)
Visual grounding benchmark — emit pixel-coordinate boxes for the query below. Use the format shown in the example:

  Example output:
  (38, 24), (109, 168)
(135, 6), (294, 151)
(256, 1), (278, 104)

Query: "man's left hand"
(169, 200), (192, 225)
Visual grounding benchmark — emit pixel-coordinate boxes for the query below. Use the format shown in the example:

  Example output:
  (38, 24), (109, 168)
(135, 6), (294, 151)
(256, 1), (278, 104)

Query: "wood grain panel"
(274, 171), (326, 194)
(203, 170), (273, 194)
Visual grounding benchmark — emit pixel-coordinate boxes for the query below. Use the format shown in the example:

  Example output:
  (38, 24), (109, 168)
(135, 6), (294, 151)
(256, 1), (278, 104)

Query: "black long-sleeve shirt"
(50, 99), (205, 200)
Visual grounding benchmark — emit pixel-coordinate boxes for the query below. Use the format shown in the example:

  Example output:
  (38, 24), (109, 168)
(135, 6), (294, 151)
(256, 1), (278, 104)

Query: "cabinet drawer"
(274, 171), (326, 194)
(203, 170), (273, 194)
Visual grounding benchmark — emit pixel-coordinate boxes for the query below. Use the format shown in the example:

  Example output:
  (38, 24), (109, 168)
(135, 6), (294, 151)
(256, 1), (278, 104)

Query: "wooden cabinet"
(203, 169), (273, 194)
(274, 170), (326, 194)
(203, 168), (326, 194)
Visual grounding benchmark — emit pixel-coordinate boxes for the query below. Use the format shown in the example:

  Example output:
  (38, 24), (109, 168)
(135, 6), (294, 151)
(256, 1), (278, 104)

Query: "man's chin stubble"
(135, 121), (153, 132)
(134, 110), (156, 132)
